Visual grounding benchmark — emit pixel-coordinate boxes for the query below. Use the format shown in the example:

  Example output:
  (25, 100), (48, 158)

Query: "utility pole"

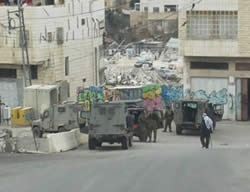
(7, 0), (32, 87)
(89, 0), (98, 86)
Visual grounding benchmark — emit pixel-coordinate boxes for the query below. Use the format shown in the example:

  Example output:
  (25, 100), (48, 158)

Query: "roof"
(147, 13), (177, 21)
(109, 86), (142, 89)
(25, 84), (57, 90)
(94, 99), (143, 105)
(38, 85), (57, 90)
(178, 99), (208, 103)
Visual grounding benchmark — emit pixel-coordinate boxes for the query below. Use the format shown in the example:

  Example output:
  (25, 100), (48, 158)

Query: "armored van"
(88, 102), (134, 150)
(32, 102), (85, 137)
(173, 100), (208, 135)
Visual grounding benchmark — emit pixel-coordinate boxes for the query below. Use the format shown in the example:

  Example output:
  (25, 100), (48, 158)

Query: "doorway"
(241, 79), (250, 121)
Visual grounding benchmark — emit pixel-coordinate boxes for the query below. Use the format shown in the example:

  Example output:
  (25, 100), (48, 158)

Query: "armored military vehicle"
(88, 101), (134, 150)
(32, 102), (85, 138)
(173, 100), (208, 135)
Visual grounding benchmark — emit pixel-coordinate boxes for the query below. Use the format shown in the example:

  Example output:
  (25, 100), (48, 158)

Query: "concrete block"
(74, 128), (88, 145)
(47, 130), (79, 153)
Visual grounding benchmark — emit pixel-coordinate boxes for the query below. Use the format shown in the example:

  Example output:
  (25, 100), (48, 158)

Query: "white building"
(139, 0), (178, 13)
(131, 0), (179, 35)
(0, 0), (105, 107)
(105, 0), (130, 9)
(179, 0), (250, 121)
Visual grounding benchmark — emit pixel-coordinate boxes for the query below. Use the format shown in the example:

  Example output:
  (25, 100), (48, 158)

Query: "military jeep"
(88, 101), (134, 150)
(173, 100), (208, 135)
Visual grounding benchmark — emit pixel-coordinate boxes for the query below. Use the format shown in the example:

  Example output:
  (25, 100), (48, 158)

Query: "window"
(144, 7), (148, 12)
(81, 19), (85, 26)
(0, 69), (16, 78)
(65, 57), (69, 76)
(236, 63), (250, 71)
(135, 3), (140, 11)
(56, 27), (64, 45)
(190, 62), (229, 70)
(153, 7), (160, 13)
(30, 65), (38, 80)
(68, 19), (70, 30)
(186, 11), (238, 40)
(164, 5), (177, 12)
(47, 32), (52, 42)
(58, 107), (66, 113)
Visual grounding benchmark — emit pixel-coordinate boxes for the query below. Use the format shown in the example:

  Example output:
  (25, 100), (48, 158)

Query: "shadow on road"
(179, 130), (200, 136)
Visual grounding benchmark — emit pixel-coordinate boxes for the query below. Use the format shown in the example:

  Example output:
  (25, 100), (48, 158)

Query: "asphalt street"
(0, 121), (250, 192)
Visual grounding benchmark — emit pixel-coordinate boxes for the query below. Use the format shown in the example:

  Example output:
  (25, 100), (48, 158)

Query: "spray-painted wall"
(189, 77), (235, 120)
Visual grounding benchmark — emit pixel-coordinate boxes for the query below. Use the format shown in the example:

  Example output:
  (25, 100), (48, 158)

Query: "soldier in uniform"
(163, 106), (174, 132)
(146, 110), (158, 143)
(138, 110), (148, 142)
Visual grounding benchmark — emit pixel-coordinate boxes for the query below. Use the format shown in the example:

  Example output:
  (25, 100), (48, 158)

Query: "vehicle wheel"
(96, 141), (102, 147)
(58, 126), (66, 133)
(139, 133), (147, 142)
(121, 137), (129, 150)
(129, 137), (133, 147)
(32, 126), (42, 138)
(88, 138), (96, 150)
(176, 126), (182, 135)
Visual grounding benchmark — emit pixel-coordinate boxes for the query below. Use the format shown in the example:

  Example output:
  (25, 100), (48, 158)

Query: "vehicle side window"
(43, 111), (49, 119)
(58, 107), (66, 113)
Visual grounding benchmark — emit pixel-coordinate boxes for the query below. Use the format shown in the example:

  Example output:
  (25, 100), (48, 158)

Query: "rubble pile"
(0, 129), (14, 153)
(104, 65), (169, 86)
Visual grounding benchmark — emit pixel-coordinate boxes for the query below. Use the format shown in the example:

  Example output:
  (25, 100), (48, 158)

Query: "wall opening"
(0, 68), (17, 78)
(240, 78), (250, 121)
(190, 62), (229, 70)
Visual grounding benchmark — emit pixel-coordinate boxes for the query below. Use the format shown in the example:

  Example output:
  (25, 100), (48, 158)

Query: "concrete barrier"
(46, 128), (88, 153)
(74, 129), (88, 145)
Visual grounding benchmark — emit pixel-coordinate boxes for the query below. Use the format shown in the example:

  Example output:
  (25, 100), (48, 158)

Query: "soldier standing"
(163, 106), (174, 132)
(138, 110), (148, 142)
(146, 111), (158, 143)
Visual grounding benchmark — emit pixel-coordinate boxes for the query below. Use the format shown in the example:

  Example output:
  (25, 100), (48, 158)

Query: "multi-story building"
(179, 0), (250, 120)
(105, 0), (130, 9)
(139, 0), (178, 13)
(0, 0), (105, 107)
(131, 0), (178, 35)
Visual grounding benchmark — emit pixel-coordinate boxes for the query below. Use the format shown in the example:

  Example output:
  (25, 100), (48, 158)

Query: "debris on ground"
(0, 129), (14, 153)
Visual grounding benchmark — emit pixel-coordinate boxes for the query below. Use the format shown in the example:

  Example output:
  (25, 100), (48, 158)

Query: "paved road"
(1, 121), (250, 192)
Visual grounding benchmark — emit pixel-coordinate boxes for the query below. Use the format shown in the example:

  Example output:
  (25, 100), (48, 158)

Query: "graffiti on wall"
(142, 84), (163, 111)
(77, 86), (104, 103)
(191, 88), (228, 105)
(161, 85), (183, 104)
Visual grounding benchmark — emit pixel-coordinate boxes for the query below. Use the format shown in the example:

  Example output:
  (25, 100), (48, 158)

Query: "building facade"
(0, 0), (105, 107)
(139, 0), (178, 13)
(105, 0), (130, 9)
(179, 0), (250, 120)
(131, 0), (178, 35)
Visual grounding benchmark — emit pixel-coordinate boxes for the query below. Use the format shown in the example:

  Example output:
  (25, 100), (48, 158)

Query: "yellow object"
(85, 100), (91, 112)
(11, 107), (32, 126)
(155, 88), (162, 95)
(11, 107), (22, 125)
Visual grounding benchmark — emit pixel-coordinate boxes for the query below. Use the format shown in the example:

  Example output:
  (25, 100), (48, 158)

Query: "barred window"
(186, 11), (238, 40)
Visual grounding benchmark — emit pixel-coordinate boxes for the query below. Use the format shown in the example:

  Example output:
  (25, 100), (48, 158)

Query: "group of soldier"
(137, 106), (174, 143)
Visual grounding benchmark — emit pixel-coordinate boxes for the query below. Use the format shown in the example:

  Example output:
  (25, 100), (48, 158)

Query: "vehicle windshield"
(183, 102), (198, 109)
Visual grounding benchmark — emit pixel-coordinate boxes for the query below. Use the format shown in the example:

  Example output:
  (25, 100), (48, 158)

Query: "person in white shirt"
(200, 113), (213, 149)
